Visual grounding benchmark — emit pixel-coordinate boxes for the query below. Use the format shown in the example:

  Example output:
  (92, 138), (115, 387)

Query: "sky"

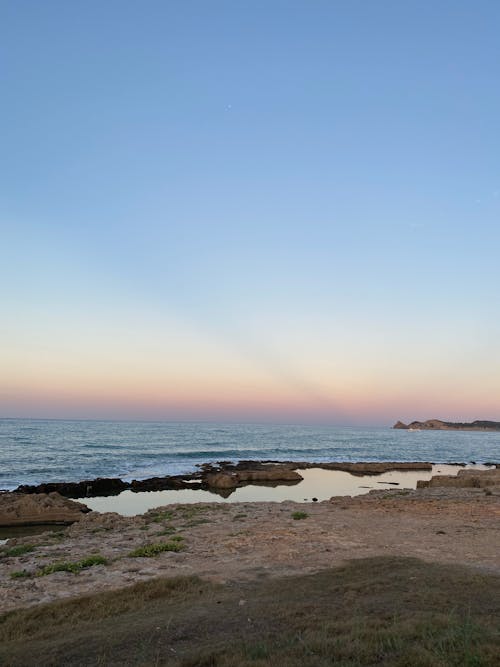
(1, 1), (499, 425)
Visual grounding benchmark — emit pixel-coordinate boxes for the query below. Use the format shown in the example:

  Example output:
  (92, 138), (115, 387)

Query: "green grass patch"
(182, 518), (213, 527)
(291, 511), (308, 520)
(1, 558), (499, 666)
(148, 509), (175, 523)
(1, 544), (35, 558)
(36, 555), (107, 577)
(9, 570), (31, 579)
(179, 506), (208, 519)
(128, 541), (184, 558)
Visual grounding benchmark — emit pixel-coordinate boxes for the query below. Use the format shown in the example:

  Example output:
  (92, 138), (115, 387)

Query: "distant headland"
(393, 419), (500, 431)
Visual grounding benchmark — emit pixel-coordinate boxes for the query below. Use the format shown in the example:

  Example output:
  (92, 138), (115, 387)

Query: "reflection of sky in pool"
(82, 464), (487, 516)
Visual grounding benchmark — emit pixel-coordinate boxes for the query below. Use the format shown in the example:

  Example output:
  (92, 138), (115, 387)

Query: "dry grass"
(1, 557), (499, 666)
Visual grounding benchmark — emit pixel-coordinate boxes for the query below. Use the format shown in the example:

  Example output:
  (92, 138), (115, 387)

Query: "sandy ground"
(1, 486), (499, 613)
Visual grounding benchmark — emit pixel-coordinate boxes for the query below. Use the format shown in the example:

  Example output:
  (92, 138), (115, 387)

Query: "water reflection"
(82, 464), (487, 516)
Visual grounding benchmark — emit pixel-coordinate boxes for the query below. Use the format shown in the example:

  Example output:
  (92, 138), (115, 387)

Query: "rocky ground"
(1, 482), (499, 613)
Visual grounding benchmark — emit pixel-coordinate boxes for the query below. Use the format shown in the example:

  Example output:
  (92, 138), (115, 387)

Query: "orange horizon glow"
(2, 299), (499, 425)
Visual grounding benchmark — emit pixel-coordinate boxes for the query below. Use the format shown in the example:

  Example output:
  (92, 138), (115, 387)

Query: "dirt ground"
(1, 485), (499, 614)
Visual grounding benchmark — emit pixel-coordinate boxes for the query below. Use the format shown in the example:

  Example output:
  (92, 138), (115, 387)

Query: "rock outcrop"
(15, 478), (129, 498)
(0, 492), (90, 527)
(13, 461), (438, 499)
(394, 419), (500, 431)
(306, 462), (432, 475)
(417, 468), (500, 489)
(205, 469), (303, 489)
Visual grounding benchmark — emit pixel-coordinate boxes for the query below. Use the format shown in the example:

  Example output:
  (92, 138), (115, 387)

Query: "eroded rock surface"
(205, 469), (303, 489)
(0, 492), (90, 527)
(418, 468), (500, 489)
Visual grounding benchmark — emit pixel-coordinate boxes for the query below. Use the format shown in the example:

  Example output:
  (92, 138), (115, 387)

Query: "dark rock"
(130, 476), (203, 492)
(15, 478), (129, 498)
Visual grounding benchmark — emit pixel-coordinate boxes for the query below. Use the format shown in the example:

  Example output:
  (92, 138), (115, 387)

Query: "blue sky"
(1, 1), (499, 423)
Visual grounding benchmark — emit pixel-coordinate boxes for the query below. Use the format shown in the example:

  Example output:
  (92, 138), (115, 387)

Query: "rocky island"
(393, 419), (500, 431)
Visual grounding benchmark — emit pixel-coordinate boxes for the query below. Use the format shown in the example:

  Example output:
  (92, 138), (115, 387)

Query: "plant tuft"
(37, 555), (107, 577)
(128, 541), (184, 558)
(1, 544), (35, 558)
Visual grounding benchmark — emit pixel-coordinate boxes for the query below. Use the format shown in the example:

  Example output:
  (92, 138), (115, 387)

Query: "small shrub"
(179, 506), (210, 519)
(149, 510), (174, 524)
(38, 562), (80, 576)
(183, 518), (212, 527)
(78, 555), (108, 569)
(10, 570), (31, 579)
(292, 511), (308, 520)
(37, 555), (107, 577)
(1, 544), (35, 558)
(128, 542), (184, 558)
(170, 535), (184, 542)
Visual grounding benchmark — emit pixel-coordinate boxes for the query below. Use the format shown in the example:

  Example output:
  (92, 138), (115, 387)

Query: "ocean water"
(1, 419), (499, 491)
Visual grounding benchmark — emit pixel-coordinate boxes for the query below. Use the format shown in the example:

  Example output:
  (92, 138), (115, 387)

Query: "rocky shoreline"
(12, 460), (435, 499)
(3, 461), (499, 529)
(1, 469), (499, 613)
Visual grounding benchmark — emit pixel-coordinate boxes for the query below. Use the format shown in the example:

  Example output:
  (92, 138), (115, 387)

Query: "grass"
(0, 544), (35, 558)
(36, 555), (108, 577)
(291, 511), (308, 520)
(147, 510), (175, 524)
(178, 506), (209, 519)
(128, 541), (185, 558)
(1, 557), (499, 666)
(9, 570), (31, 579)
(182, 517), (212, 527)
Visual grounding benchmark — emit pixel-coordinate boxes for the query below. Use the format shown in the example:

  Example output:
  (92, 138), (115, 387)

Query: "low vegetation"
(1, 557), (499, 666)
(128, 541), (184, 558)
(36, 555), (107, 577)
(148, 510), (175, 524)
(291, 511), (308, 520)
(0, 544), (35, 558)
(9, 570), (30, 579)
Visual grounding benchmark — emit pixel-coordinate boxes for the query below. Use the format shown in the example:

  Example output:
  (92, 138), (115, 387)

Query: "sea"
(1, 419), (499, 492)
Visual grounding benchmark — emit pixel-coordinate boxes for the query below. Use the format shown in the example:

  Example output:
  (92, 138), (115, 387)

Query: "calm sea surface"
(1, 419), (499, 491)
